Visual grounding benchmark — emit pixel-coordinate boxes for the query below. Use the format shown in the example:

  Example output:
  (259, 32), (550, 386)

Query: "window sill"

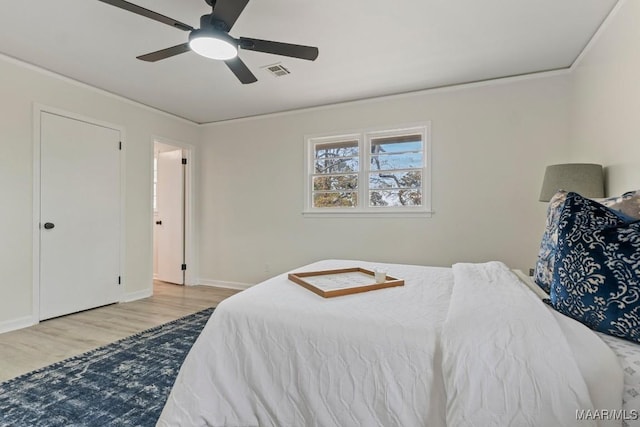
(302, 210), (434, 218)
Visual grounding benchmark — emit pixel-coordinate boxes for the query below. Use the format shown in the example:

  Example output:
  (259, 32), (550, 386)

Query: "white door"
(156, 149), (185, 285)
(40, 112), (121, 320)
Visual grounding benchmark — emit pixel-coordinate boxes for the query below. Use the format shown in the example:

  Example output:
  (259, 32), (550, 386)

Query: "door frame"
(32, 104), (126, 325)
(152, 136), (196, 286)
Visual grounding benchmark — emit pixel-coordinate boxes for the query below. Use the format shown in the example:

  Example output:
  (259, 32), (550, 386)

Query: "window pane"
(371, 135), (422, 153)
(315, 157), (359, 174)
(370, 190), (422, 207)
(315, 140), (359, 174)
(370, 153), (422, 170)
(313, 174), (358, 191)
(313, 192), (357, 208)
(369, 171), (421, 189)
(315, 140), (359, 157)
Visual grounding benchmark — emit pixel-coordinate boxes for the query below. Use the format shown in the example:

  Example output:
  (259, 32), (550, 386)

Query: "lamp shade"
(539, 163), (604, 202)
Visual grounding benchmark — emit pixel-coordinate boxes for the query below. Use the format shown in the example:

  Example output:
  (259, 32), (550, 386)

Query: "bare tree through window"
(369, 134), (423, 207)
(305, 124), (430, 214)
(313, 140), (359, 208)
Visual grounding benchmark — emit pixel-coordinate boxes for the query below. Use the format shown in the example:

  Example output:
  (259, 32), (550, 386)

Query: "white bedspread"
(158, 260), (623, 427)
(597, 333), (640, 427)
(442, 262), (596, 427)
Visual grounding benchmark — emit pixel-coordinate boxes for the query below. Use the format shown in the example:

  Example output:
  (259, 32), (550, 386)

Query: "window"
(304, 123), (431, 216)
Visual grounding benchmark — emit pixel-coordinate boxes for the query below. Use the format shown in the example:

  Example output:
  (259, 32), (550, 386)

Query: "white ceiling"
(0, 0), (617, 124)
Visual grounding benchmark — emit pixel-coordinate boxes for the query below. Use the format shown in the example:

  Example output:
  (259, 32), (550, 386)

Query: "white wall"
(0, 55), (199, 330)
(198, 74), (571, 285)
(569, 0), (640, 195)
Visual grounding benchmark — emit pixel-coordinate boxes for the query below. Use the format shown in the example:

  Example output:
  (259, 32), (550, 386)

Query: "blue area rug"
(0, 307), (214, 427)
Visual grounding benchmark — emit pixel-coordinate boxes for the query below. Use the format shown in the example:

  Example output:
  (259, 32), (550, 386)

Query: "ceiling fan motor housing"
(200, 14), (229, 32)
(192, 14), (236, 45)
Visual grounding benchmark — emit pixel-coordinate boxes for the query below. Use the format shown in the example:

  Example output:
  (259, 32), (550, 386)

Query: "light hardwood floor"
(0, 281), (240, 382)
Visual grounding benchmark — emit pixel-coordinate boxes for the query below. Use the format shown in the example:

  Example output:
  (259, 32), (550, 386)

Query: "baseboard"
(198, 278), (254, 291)
(0, 315), (36, 334)
(120, 288), (153, 303)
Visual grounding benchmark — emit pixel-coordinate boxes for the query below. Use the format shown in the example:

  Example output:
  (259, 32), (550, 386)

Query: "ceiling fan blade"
(97, 0), (194, 31)
(225, 57), (258, 84)
(137, 43), (191, 62)
(239, 37), (318, 61)
(212, 0), (250, 31)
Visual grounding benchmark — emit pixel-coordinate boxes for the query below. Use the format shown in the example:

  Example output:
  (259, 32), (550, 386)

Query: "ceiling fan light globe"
(189, 32), (238, 60)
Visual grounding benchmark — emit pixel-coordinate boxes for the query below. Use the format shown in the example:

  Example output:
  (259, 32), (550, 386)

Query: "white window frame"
(303, 122), (432, 217)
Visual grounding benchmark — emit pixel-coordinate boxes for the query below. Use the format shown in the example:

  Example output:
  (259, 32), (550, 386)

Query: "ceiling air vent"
(263, 63), (291, 77)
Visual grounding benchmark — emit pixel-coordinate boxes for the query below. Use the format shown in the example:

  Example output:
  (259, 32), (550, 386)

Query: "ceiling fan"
(97, 0), (319, 84)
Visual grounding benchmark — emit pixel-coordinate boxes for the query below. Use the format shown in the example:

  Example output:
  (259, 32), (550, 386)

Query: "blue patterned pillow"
(533, 190), (567, 294)
(551, 192), (640, 343)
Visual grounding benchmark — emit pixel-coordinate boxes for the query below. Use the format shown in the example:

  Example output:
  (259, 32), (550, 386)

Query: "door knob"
(43, 222), (55, 229)
(155, 220), (162, 225)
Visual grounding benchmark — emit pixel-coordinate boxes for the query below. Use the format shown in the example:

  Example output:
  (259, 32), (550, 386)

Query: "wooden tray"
(288, 267), (404, 298)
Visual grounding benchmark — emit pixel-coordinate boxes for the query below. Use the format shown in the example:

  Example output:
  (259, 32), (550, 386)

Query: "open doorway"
(153, 140), (192, 285)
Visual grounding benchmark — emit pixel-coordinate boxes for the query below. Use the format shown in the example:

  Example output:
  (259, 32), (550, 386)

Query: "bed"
(158, 259), (632, 427)
(159, 190), (640, 426)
